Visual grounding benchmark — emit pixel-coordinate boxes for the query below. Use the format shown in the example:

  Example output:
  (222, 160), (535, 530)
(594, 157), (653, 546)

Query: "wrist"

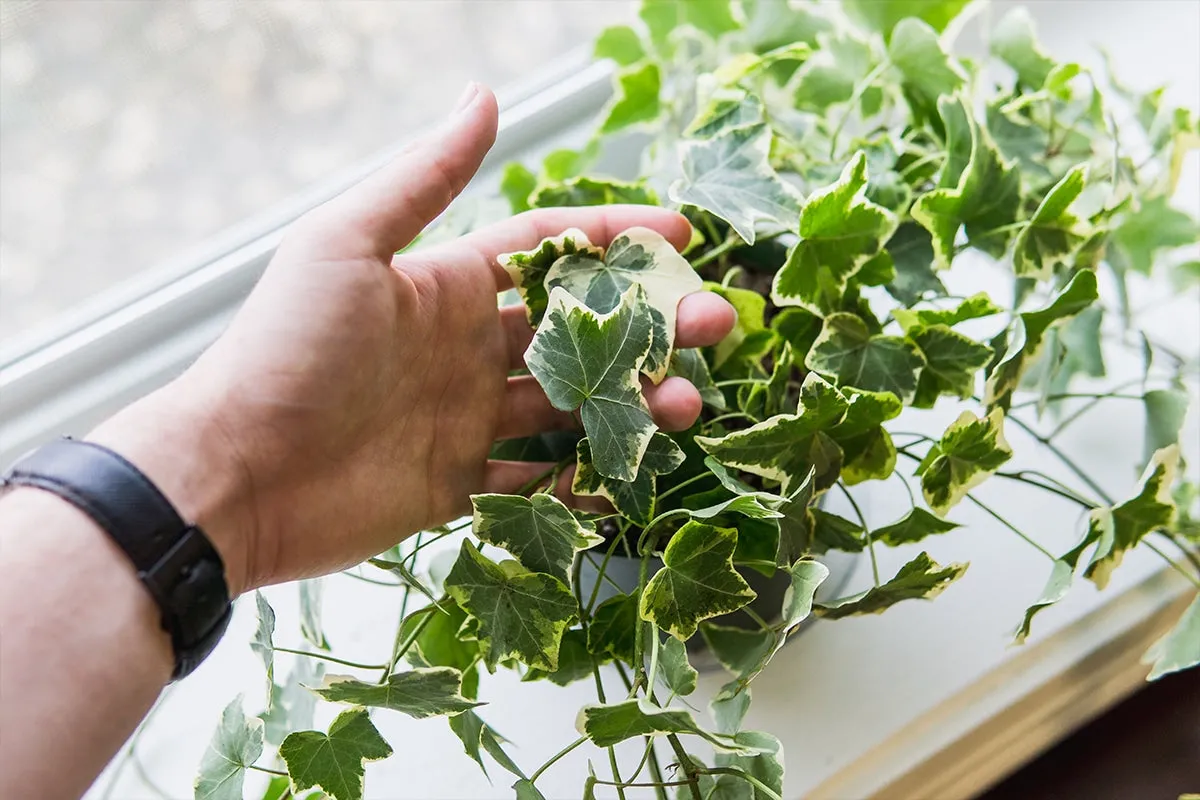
(86, 383), (257, 597)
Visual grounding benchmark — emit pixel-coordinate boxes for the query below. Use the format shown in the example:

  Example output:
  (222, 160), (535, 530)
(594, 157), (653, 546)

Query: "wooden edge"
(808, 568), (1194, 800)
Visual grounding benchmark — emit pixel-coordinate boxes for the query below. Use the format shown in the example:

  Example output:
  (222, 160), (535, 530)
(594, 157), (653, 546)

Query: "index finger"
(412, 205), (694, 289)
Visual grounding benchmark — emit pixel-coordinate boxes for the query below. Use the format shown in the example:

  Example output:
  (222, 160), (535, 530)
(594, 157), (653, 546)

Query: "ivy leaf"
(885, 223), (946, 305)
(828, 388), (904, 484)
(696, 374), (850, 493)
(781, 559), (830, 628)
(1014, 558), (1074, 644)
(711, 688), (752, 735)
(523, 629), (600, 687)
(262, 659), (323, 748)
(670, 348), (727, 410)
(991, 7), (1056, 88)
(775, 470), (817, 564)
(449, 710), (523, 781)
(470, 493), (602, 587)
(911, 97), (1021, 267)
(701, 624), (775, 679)
(312, 669), (481, 719)
(816, 552), (968, 618)
(1012, 165), (1091, 279)
(1083, 446), (1179, 589)
(499, 229), (602, 327)
(806, 313), (926, 401)
(499, 163), (536, 215)
(687, 92), (766, 139)
(669, 124), (802, 245)
(810, 509), (866, 554)
(640, 522), (756, 639)
(771, 307), (823, 368)
(250, 592), (275, 706)
(772, 152), (898, 312)
(874, 508), (961, 546)
(888, 18), (965, 104)
(594, 25), (645, 66)
(368, 557), (443, 611)
(513, 779), (547, 800)
(1144, 592), (1200, 680)
(195, 696), (264, 800)
(641, 0), (740, 47)
(891, 292), (1002, 333)
(712, 731), (785, 800)
(742, 0), (831, 52)
(844, 0), (970, 39)
(708, 282), (774, 372)
(907, 324), (995, 407)
(1110, 195), (1200, 275)
(546, 226), (702, 381)
(658, 634), (699, 696)
(299, 578), (330, 651)
(688, 492), (783, 522)
(1143, 388), (1190, 464)
(984, 269), (1099, 410)
(574, 433), (685, 527)
(600, 62), (661, 134)
(400, 599), (479, 685)
(577, 699), (769, 754)
(792, 32), (873, 110)
(279, 708), (392, 800)
(918, 409), (1012, 516)
(530, 177), (658, 210)
(525, 285), (655, 482)
(444, 542), (577, 672)
(588, 593), (640, 664)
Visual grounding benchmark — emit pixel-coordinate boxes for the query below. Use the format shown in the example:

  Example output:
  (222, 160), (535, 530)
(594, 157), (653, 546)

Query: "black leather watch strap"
(2, 437), (232, 679)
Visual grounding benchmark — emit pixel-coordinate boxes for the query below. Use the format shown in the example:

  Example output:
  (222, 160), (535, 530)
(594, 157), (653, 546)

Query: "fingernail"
(453, 81), (480, 114)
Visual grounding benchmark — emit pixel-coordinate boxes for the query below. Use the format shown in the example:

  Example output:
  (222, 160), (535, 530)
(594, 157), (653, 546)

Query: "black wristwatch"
(1, 437), (233, 679)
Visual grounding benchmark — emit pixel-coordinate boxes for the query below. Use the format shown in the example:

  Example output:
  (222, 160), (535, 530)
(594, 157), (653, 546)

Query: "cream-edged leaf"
(498, 229), (601, 326)
(573, 433), (685, 526)
(312, 669), (481, 720)
(576, 699), (771, 754)
(815, 552), (968, 618)
(470, 493), (602, 586)
(805, 313), (926, 402)
(917, 409), (1012, 515)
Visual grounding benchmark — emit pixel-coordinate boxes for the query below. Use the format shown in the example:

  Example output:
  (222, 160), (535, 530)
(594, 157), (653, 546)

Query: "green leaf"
(701, 623), (775, 679)
(523, 628), (600, 687)
(781, 559), (830, 628)
(792, 33), (873, 110)
(449, 710), (524, 781)
(1013, 558), (1074, 644)
(470, 493), (602, 587)
(671, 348), (727, 410)
(195, 696), (264, 800)
(772, 307), (823, 368)
(1143, 389), (1190, 464)
(525, 285), (655, 482)
(918, 409), (1012, 515)
(711, 687), (752, 734)
(658, 634), (699, 696)
(542, 143), (599, 183)
(810, 509), (866, 554)
(250, 592), (275, 706)
(708, 283), (771, 370)
(1110, 195), (1200, 275)
(594, 25), (645, 66)
(844, 0), (970, 39)
(984, 269), (1099, 410)
(577, 699), (769, 753)
(712, 731), (785, 800)
(499, 229), (602, 326)
(772, 152), (898, 312)
(1144, 592), (1200, 680)
(806, 313), (926, 401)
(669, 124), (802, 245)
(686, 92), (766, 139)
(262, 658), (322, 747)
(368, 556), (443, 610)
(827, 387), (904, 486)
(513, 778), (547, 800)
(697, 374), (850, 493)
(891, 293), (1002, 333)
(1083, 445), (1180, 589)
(600, 62), (661, 134)
(641, 0), (740, 45)
(991, 7), (1056, 88)
(546, 226), (703, 381)
(874, 507), (961, 546)
(444, 542), (577, 672)
(688, 492), (783, 522)
(888, 18), (965, 103)
(588, 593), (640, 664)
(575, 433), (685, 527)
(1012, 165), (1091, 279)
(774, 471), (817, 564)
(312, 669), (480, 719)
(911, 97), (1021, 267)
(499, 163), (536, 215)
(885, 223), (946, 305)
(742, 0), (831, 52)
(816, 552), (968, 618)
(279, 708), (393, 800)
(907, 324), (994, 407)
(400, 599), (479, 681)
(640, 521), (756, 639)
(299, 578), (330, 651)
(530, 177), (658, 210)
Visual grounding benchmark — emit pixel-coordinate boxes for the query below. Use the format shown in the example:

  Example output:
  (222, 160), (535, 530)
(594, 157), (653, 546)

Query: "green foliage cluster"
(194, 3), (1199, 799)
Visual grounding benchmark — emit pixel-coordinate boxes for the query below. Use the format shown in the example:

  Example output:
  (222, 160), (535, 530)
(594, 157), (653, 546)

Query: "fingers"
(295, 84), (499, 261)
(675, 292), (737, 349)
(499, 375), (704, 441)
(500, 304), (536, 369)
(420, 205), (694, 289)
(482, 461), (611, 513)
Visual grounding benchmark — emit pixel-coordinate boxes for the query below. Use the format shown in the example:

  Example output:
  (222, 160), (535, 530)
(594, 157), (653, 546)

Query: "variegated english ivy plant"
(194, 2), (1200, 800)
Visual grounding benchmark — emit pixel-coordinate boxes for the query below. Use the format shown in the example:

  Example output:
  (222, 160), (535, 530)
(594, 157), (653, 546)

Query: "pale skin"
(0, 84), (735, 799)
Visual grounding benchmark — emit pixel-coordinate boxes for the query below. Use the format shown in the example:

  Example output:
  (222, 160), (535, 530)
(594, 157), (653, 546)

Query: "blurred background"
(0, 0), (631, 343)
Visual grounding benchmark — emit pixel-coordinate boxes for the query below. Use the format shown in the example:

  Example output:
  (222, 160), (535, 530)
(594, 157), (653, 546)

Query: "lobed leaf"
(600, 61), (662, 134)
(874, 507), (961, 546)
(312, 669), (481, 720)
(1011, 164), (1091, 279)
(498, 229), (602, 327)
(815, 552), (968, 618)
(279, 708), (393, 800)
(806, 313), (926, 402)
(918, 409), (1012, 516)
(471, 493), (603, 587)
(574, 433), (685, 526)
(576, 699), (770, 753)
(195, 696), (264, 800)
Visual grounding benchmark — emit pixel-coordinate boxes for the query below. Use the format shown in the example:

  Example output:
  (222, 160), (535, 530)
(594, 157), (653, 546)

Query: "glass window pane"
(0, 0), (629, 343)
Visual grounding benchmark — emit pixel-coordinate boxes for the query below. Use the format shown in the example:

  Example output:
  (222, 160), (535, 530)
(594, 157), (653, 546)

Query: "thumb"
(298, 83), (499, 260)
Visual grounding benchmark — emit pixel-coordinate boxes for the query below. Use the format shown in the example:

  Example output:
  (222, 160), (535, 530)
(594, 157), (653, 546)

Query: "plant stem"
(656, 473), (715, 504)
(666, 733), (703, 800)
(714, 378), (770, 388)
(585, 534), (628, 614)
(706, 411), (761, 427)
(340, 570), (403, 588)
(247, 765), (289, 777)
(1008, 391), (1145, 410)
(518, 456), (575, 496)
(699, 767), (784, 800)
(1006, 414), (1116, 505)
(964, 493), (1057, 561)
(273, 646), (387, 672)
(645, 740), (671, 800)
(590, 777), (692, 789)
(994, 470), (1100, 509)
(1144, 540), (1200, 589)
(692, 234), (742, 270)
(383, 606), (437, 677)
(838, 482), (879, 586)
(529, 736), (588, 784)
(1162, 531), (1200, 576)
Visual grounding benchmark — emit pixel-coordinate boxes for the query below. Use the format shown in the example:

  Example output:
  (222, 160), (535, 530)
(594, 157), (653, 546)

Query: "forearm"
(0, 388), (251, 799)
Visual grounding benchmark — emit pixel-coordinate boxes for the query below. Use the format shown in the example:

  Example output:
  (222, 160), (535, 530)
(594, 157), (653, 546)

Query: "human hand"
(89, 84), (735, 595)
